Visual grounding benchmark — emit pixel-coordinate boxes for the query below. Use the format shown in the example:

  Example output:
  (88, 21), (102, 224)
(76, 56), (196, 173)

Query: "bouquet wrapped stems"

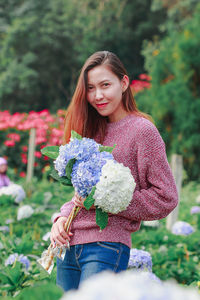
(37, 205), (81, 274)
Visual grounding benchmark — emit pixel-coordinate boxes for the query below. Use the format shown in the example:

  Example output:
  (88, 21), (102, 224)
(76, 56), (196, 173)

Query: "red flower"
(22, 146), (28, 152)
(7, 133), (21, 142)
(34, 151), (42, 158)
(19, 172), (26, 177)
(4, 140), (15, 147)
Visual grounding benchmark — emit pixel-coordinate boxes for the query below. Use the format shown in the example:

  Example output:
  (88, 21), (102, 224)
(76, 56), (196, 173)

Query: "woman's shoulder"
(132, 116), (164, 145)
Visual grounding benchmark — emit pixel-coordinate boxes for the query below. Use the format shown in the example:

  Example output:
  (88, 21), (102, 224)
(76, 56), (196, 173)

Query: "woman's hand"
(72, 192), (86, 208)
(50, 216), (73, 247)
(73, 192), (95, 209)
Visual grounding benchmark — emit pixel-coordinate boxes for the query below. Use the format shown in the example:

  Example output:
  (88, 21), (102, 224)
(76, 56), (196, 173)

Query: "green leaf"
(96, 208), (108, 230)
(65, 158), (76, 179)
(50, 169), (72, 186)
(99, 144), (116, 153)
(71, 130), (82, 140)
(84, 187), (96, 210)
(6, 262), (22, 285)
(41, 146), (59, 159)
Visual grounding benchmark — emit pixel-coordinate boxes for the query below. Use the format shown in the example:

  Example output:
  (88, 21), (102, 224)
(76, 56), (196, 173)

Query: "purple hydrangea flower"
(54, 138), (100, 177)
(5, 253), (30, 270)
(128, 248), (152, 272)
(18, 254), (30, 270)
(71, 152), (113, 197)
(171, 221), (194, 236)
(190, 206), (200, 215)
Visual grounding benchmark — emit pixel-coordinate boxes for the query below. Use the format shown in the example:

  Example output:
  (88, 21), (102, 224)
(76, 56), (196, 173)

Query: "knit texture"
(56, 114), (178, 248)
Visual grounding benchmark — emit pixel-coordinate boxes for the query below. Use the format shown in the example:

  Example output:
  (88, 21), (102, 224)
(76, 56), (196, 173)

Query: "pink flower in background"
(7, 133), (21, 142)
(139, 73), (151, 81)
(35, 151), (42, 158)
(0, 109), (66, 176)
(22, 146), (28, 152)
(4, 140), (15, 147)
(21, 153), (28, 164)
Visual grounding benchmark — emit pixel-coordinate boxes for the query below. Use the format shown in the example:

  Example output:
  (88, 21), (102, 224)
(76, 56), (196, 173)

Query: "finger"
(52, 225), (69, 245)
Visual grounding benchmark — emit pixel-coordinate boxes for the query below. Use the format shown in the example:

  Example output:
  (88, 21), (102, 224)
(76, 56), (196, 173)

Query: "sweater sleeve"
(53, 198), (75, 223)
(118, 122), (178, 221)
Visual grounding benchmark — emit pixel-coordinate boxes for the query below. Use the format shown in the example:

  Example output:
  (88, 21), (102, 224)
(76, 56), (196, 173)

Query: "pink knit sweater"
(55, 114), (178, 248)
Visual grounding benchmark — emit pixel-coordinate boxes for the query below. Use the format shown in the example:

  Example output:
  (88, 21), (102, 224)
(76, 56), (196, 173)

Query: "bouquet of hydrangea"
(38, 131), (136, 273)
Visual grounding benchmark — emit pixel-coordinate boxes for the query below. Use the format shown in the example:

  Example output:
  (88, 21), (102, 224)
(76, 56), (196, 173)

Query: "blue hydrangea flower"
(5, 253), (30, 270)
(71, 152), (113, 197)
(54, 138), (100, 177)
(171, 221), (194, 236)
(18, 254), (30, 270)
(190, 206), (200, 214)
(128, 248), (152, 272)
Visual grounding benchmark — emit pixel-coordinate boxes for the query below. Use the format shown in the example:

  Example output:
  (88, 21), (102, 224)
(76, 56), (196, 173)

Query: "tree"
(137, 2), (200, 180)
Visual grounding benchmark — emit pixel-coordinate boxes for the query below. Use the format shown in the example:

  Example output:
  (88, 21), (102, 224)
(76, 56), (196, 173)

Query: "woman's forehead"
(87, 65), (117, 84)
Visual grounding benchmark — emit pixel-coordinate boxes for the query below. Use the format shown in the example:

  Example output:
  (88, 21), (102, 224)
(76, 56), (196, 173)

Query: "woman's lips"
(96, 103), (108, 108)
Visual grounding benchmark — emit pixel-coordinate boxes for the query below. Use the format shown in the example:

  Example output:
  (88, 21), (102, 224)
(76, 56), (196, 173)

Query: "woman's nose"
(95, 88), (103, 100)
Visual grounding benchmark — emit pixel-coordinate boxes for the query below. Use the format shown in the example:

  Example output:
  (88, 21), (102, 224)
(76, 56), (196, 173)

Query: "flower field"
(0, 176), (200, 299)
(0, 105), (200, 299)
(0, 109), (66, 179)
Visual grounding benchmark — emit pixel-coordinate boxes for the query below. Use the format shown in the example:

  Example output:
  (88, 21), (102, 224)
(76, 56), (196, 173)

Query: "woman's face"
(0, 164), (7, 174)
(87, 65), (129, 122)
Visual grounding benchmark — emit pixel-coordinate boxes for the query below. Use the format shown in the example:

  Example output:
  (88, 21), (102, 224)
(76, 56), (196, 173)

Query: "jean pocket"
(96, 242), (120, 254)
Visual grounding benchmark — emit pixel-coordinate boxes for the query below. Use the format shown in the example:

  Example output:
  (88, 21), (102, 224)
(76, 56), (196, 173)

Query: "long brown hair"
(63, 51), (151, 144)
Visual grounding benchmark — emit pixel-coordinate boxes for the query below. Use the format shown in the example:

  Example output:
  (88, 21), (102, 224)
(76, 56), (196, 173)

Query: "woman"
(50, 51), (178, 291)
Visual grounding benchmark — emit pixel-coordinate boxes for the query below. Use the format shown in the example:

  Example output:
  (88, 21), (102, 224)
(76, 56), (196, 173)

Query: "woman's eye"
(88, 86), (94, 91)
(103, 83), (109, 87)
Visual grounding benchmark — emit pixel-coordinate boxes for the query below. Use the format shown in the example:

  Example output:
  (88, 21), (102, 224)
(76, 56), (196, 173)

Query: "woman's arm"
(118, 122), (178, 221)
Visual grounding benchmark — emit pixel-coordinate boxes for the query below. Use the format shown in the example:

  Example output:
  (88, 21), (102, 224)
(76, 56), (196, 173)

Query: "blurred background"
(0, 0), (200, 181)
(1, 1), (200, 299)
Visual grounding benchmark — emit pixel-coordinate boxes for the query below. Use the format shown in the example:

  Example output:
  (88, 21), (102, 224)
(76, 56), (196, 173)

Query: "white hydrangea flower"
(17, 205), (34, 221)
(93, 160), (136, 214)
(60, 270), (200, 300)
(0, 183), (26, 203)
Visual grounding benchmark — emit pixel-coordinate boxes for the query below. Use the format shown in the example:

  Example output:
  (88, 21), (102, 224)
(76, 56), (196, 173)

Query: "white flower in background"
(171, 221), (195, 236)
(0, 183), (26, 203)
(43, 191), (52, 204)
(42, 232), (51, 241)
(17, 205), (34, 221)
(143, 220), (160, 227)
(60, 270), (200, 300)
(93, 160), (136, 214)
(195, 194), (200, 204)
(51, 212), (60, 223)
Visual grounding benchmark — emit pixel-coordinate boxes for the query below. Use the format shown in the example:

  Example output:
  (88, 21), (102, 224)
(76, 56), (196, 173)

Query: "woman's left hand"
(72, 192), (86, 208)
(73, 192), (96, 209)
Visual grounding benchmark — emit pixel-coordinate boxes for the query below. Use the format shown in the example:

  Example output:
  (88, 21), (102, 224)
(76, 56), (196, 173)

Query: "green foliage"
(99, 144), (116, 153)
(96, 207), (108, 230)
(0, 0), (167, 112)
(41, 146), (59, 160)
(84, 186), (96, 210)
(137, 2), (200, 180)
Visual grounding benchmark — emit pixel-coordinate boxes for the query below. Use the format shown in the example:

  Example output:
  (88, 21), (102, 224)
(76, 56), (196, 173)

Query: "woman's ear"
(121, 75), (129, 93)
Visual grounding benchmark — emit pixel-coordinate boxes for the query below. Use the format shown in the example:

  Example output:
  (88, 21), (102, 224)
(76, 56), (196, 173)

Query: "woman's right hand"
(50, 216), (73, 248)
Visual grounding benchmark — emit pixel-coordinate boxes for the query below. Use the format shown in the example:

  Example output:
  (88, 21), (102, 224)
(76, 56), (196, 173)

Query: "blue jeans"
(56, 241), (130, 292)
